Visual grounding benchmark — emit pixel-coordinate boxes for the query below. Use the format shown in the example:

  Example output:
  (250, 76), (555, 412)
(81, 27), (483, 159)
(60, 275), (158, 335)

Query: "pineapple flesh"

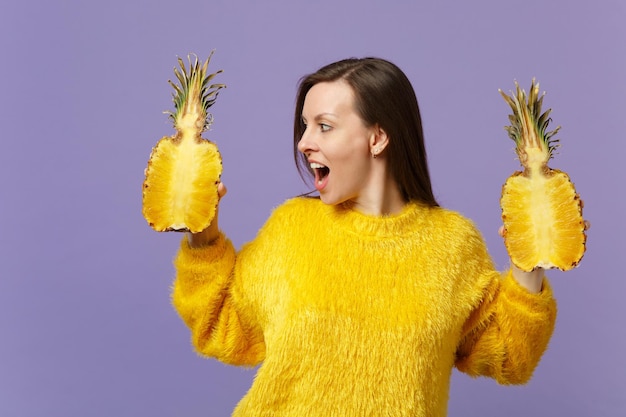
(142, 53), (225, 232)
(499, 79), (586, 271)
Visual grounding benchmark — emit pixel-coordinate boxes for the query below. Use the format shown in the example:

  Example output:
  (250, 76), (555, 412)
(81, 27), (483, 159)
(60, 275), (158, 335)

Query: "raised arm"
(171, 182), (265, 366)
(454, 223), (557, 384)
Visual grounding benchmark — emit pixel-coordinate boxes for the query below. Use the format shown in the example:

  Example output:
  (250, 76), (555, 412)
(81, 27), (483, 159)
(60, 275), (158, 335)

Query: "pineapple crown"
(499, 79), (560, 162)
(167, 51), (226, 132)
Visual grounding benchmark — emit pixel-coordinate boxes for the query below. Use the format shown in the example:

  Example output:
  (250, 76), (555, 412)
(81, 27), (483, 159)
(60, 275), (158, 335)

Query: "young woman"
(172, 58), (556, 416)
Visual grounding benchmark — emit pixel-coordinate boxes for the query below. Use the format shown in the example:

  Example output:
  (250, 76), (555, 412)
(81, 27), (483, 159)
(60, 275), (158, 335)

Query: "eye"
(320, 123), (331, 132)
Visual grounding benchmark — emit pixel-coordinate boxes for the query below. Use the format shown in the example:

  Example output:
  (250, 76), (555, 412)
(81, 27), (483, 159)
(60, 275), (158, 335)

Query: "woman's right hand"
(187, 182), (228, 248)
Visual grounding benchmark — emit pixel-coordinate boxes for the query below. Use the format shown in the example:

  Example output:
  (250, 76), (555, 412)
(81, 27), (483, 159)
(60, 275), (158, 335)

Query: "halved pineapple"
(142, 52), (225, 232)
(499, 79), (586, 271)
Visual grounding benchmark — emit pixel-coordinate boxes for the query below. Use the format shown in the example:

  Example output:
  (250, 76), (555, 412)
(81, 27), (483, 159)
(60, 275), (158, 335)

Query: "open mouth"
(310, 162), (330, 185)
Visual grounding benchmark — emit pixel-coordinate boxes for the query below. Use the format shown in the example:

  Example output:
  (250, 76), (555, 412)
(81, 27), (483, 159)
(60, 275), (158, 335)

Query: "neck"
(348, 163), (405, 216)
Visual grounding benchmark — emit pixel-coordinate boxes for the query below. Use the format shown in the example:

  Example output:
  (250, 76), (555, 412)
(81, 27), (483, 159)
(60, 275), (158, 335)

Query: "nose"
(297, 125), (316, 156)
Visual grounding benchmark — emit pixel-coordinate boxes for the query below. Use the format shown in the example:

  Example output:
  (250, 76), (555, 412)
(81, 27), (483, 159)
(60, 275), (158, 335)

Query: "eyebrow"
(302, 112), (338, 123)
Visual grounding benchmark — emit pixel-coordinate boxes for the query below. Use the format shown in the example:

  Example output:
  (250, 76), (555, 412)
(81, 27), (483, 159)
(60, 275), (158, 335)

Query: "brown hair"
(293, 57), (438, 207)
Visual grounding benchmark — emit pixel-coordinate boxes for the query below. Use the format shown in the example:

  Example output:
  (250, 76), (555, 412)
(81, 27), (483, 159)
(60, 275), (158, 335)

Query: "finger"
(584, 220), (591, 230)
(498, 225), (505, 238)
(217, 182), (228, 199)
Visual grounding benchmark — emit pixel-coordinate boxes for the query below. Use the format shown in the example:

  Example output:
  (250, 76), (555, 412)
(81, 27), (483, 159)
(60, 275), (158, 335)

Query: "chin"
(319, 195), (334, 205)
(319, 193), (339, 206)
(320, 194), (353, 208)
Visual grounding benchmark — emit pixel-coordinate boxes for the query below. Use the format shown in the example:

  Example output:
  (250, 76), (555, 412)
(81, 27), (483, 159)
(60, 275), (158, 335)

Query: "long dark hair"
(293, 57), (438, 207)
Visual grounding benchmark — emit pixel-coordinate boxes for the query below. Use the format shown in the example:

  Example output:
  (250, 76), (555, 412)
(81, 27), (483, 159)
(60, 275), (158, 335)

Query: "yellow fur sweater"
(172, 197), (556, 417)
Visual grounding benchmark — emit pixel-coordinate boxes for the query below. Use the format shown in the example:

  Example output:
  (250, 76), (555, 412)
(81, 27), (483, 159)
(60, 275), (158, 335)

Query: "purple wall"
(2, 0), (624, 416)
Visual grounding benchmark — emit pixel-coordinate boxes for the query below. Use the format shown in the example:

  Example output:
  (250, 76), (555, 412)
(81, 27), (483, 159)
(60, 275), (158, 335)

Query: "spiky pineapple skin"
(501, 169), (586, 271)
(142, 135), (222, 233)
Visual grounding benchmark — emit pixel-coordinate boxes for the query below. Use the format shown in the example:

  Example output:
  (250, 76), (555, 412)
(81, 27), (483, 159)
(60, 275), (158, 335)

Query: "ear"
(369, 124), (390, 157)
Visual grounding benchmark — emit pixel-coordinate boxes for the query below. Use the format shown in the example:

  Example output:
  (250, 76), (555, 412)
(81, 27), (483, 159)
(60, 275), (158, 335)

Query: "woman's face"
(298, 80), (378, 207)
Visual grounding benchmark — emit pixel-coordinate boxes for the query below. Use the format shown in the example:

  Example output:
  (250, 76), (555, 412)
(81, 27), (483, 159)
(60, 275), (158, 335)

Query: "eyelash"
(301, 120), (331, 133)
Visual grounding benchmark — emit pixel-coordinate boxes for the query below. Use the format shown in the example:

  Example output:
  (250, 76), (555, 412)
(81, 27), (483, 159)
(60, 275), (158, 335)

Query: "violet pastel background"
(1, 0), (624, 416)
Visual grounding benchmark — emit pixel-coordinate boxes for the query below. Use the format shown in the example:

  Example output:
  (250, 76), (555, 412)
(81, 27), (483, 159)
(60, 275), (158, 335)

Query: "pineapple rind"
(501, 170), (585, 271)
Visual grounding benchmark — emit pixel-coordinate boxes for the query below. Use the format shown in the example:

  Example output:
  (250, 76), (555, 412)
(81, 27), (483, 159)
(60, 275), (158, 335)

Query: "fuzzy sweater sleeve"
(454, 268), (557, 384)
(171, 233), (265, 366)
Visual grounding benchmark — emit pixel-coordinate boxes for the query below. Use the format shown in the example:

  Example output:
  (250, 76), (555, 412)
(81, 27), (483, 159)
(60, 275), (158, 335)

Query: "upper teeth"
(310, 163), (326, 169)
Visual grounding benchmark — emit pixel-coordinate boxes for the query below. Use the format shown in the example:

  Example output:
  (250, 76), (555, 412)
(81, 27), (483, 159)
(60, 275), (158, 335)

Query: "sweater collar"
(322, 200), (432, 238)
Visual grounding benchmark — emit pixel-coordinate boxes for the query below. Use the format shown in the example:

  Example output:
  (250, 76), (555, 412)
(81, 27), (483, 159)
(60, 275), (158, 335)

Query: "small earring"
(372, 147), (380, 158)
